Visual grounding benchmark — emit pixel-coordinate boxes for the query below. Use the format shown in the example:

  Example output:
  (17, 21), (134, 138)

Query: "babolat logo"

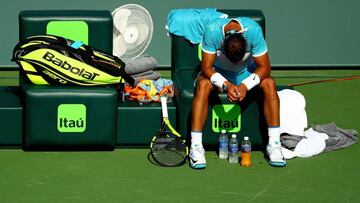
(43, 51), (99, 80)
(57, 104), (86, 133)
(212, 104), (241, 133)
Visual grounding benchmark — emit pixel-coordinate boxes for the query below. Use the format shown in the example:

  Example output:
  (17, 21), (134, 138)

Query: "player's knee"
(196, 79), (214, 93)
(260, 77), (276, 91)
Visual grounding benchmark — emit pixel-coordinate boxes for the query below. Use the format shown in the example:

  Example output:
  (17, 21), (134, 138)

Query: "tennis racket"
(150, 96), (188, 167)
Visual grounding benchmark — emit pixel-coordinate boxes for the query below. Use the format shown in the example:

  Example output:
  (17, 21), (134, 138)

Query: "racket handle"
(160, 96), (168, 118)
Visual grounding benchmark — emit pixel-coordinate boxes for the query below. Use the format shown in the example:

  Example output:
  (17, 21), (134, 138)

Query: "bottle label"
(219, 141), (228, 148)
(241, 144), (251, 152)
(229, 145), (238, 153)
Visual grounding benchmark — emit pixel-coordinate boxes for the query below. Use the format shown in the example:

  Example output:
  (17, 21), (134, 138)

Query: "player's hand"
(236, 83), (248, 101)
(225, 81), (240, 102)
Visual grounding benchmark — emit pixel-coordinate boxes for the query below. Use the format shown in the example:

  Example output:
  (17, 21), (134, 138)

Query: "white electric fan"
(112, 4), (153, 60)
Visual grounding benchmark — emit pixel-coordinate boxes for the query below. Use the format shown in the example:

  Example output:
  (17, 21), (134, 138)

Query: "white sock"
(268, 126), (280, 146)
(191, 131), (203, 147)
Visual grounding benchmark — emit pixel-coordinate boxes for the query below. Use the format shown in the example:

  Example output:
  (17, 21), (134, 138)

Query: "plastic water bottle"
(218, 129), (228, 159)
(240, 136), (252, 167)
(228, 134), (239, 164)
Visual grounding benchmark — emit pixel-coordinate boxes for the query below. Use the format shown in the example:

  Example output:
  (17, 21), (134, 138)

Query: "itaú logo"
(213, 118), (239, 129)
(57, 104), (86, 133)
(212, 104), (241, 133)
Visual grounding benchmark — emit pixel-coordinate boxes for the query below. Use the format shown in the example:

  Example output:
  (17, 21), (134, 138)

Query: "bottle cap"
(221, 129), (226, 134)
(231, 134), (236, 138)
(244, 136), (249, 141)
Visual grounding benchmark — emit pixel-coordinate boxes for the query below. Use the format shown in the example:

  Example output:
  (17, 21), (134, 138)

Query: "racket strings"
(151, 132), (187, 166)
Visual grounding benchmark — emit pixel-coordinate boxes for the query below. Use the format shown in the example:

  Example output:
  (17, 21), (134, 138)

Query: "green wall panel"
(1, 0), (360, 68)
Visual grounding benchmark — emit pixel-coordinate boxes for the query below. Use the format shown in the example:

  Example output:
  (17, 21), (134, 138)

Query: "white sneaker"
(189, 143), (207, 169)
(266, 144), (286, 167)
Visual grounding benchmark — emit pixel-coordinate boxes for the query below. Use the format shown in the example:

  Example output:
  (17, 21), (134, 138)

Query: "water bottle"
(228, 134), (239, 164)
(218, 129), (228, 159)
(240, 136), (252, 167)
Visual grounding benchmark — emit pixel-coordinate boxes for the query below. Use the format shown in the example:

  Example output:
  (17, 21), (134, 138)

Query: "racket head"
(150, 123), (188, 167)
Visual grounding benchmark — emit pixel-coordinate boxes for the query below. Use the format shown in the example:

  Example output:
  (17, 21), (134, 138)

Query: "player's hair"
(223, 33), (247, 64)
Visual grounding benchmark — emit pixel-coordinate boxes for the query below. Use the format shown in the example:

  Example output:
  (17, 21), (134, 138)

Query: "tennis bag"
(12, 35), (135, 87)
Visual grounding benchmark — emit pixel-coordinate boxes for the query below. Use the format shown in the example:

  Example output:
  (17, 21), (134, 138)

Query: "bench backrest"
(18, 10), (113, 85)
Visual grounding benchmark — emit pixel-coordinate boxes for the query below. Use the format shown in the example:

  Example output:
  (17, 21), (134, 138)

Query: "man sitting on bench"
(190, 17), (285, 169)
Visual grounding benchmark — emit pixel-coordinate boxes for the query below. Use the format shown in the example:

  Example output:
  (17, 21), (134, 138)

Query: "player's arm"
(201, 51), (239, 102)
(252, 52), (271, 81)
(200, 51), (217, 79)
(236, 53), (270, 101)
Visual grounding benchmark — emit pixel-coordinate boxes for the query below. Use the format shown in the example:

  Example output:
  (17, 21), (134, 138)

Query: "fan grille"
(113, 4), (153, 60)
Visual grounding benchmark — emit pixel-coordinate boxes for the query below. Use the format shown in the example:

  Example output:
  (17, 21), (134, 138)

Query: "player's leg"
(259, 76), (280, 127)
(258, 76), (286, 167)
(190, 74), (215, 169)
(192, 74), (215, 133)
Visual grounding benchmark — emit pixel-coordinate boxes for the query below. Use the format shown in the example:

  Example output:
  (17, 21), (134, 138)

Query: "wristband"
(210, 72), (227, 89)
(241, 73), (260, 90)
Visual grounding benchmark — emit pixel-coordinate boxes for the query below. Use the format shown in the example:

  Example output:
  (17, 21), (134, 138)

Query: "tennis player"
(190, 17), (285, 169)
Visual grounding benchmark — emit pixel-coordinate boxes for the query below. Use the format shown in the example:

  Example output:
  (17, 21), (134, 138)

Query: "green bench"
(116, 100), (176, 146)
(0, 10), (176, 149)
(18, 10), (118, 150)
(0, 9), (275, 149)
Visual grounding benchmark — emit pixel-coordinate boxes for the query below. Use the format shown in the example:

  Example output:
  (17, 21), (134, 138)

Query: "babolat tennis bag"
(12, 35), (135, 87)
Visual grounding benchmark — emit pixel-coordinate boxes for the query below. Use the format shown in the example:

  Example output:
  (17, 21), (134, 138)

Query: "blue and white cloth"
(166, 8), (227, 44)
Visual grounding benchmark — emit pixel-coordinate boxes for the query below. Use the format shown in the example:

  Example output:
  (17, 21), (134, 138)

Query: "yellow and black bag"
(12, 35), (135, 87)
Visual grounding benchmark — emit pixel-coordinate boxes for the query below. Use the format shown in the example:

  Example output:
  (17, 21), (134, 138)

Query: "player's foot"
(189, 143), (207, 169)
(266, 143), (286, 167)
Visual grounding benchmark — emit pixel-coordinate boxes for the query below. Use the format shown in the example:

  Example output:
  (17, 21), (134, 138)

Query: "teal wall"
(1, 0), (360, 68)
